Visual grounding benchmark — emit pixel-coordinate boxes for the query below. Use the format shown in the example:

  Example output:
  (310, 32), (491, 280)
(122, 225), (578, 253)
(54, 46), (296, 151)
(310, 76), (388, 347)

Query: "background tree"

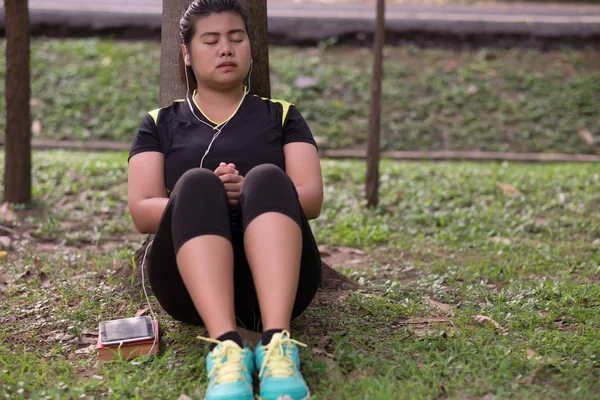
(366, 0), (385, 207)
(3, 0), (32, 204)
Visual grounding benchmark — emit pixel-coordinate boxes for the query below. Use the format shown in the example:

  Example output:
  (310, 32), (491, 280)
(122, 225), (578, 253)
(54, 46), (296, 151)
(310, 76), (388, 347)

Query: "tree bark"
(366, 0), (385, 208)
(239, 0), (270, 98)
(3, 0), (32, 204)
(159, 0), (188, 107)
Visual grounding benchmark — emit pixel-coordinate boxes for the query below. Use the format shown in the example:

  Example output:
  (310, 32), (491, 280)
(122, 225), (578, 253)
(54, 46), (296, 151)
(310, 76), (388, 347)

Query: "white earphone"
(183, 52), (251, 169)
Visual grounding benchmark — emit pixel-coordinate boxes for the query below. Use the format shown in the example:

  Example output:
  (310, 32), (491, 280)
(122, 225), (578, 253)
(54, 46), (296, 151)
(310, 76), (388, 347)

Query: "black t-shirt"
(128, 93), (317, 193)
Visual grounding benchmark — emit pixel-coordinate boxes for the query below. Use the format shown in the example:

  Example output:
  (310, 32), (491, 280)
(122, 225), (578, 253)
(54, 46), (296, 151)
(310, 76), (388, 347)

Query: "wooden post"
(3, 0), (32, 204)
(366, 0), (385, 208)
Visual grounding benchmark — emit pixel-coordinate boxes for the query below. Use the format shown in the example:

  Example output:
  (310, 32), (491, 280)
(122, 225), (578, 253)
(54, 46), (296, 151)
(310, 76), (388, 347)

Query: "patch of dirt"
(319, 245), (371, 271)
(76, 365), (97, 379)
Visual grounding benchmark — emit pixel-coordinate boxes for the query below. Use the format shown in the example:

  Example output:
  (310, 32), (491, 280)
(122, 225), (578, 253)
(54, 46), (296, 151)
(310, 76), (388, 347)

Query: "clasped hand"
(214, 162), (244, 206)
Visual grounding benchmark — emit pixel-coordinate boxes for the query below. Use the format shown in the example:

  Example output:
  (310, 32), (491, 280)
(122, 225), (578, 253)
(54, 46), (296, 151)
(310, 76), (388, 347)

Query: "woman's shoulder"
(249, 95), (298, 127)
(143, 99), (188, 128)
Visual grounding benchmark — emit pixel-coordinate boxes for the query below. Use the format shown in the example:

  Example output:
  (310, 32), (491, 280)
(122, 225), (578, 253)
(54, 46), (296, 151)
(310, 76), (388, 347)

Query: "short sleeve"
(282, 105), (318, 150)
(128, 112), (164, 162)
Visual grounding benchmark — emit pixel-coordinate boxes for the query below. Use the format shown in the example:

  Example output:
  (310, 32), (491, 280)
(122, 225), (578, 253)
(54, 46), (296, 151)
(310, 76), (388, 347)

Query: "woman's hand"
(214, 162), (244, 206)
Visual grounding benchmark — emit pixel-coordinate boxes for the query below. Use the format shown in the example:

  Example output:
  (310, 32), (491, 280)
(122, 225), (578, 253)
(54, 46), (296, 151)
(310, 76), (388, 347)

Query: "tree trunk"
(239, 0), (270, 98)
(159, 0), (188, 107)
(366, 0), (385, 208)
(3, 0), (32, 204)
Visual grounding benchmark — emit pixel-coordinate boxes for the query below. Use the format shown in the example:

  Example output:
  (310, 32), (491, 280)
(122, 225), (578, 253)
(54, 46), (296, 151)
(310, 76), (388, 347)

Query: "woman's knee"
(243, 164), (293, 193)
(240, 164), (302, 229)
(173, 168), (223, 197)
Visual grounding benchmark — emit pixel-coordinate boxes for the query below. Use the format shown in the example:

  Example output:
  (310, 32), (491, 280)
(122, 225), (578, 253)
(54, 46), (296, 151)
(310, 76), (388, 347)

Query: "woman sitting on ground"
(127, 0), (323, 399)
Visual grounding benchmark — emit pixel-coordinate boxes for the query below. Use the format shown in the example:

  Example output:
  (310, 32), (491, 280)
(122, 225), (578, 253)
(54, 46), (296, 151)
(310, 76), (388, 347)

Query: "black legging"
(147, 164), (322, 331)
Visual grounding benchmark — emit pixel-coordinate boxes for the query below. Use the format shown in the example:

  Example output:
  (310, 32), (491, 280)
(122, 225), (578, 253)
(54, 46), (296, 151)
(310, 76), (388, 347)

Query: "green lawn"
(0, 152), (598, 399)
(0, 39), (598, 154)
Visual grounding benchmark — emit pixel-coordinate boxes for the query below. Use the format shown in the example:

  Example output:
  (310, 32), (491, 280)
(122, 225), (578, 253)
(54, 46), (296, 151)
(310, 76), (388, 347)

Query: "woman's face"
(184, 11), (251, 91)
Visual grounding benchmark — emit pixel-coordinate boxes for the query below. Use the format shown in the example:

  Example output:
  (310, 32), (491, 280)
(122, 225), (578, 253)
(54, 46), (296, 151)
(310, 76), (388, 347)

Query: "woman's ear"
(181, 44), (191, 66)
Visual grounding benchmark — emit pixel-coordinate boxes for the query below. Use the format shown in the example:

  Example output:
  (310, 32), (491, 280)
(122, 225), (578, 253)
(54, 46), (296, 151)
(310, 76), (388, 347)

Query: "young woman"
(127, 1), (323, 399)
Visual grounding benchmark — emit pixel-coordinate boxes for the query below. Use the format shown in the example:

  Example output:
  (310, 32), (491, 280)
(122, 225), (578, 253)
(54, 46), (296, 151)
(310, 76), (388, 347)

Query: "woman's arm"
(127, 152), (169, 234)
(283, 142), (323, 220)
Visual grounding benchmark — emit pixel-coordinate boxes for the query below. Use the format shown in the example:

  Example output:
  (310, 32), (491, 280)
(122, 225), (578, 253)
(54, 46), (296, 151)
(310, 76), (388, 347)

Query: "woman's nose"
(219, 45), (233, 57)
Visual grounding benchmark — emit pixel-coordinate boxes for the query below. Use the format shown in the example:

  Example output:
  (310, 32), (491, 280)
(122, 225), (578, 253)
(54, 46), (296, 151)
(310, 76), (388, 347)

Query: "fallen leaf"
(68, 298), (81, 307)
(526, 348), (542, 361)
(467, 85), (478, 95)
(488, 237), (515, 245)
(60, 221), (86, 230)
(135, 307), (150, 317)
(555, 319), (568, 331)
(527, 366), (547, 384)
(497, 183), (521, 195)
(0, 202), (16, 222)
(349, 368), (374, 380)
(318, 335), (331, 347)
(66, 172), (85, 182)
(0, 274), (9, 292)
(313, 354), (344, 383)
(16, 270), (33, 282)
(76, 365), (96, 379)
(424, 297), (453, 312)
(538, 311), (551, 318)
(444, 59), (459, 72)
(475, 315), (506, 332)
(39, 272), (51, 288)
(336, 247), (366, 255)
(52, 332), (76, 342)
(318, 245), (332, 257)
(293, 76), (319, 90)
(439, 383), (448, 396)
(312, 348), (335, 359)
(80, 336), (98, 345)
(401, 317), (451, 325)
(578, 128), (595, 145)
(74, 344), (95, 355)
(32, 120), (42, 136)
(0, 236), (11, 248)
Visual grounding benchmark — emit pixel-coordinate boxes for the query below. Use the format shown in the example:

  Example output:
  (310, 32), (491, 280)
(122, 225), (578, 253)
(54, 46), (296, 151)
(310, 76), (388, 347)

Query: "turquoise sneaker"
(199, 337), (254, 400)
(255, 330), (310, 400)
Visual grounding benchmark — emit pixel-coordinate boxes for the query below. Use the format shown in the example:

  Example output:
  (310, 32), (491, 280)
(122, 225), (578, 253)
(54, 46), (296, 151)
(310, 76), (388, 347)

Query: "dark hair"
(179, 0), (250, 90)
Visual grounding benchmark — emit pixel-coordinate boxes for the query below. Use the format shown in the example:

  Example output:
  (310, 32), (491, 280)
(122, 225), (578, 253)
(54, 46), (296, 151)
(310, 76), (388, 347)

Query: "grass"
(0, 39), (598, 154)
(0, 151), (599, 399)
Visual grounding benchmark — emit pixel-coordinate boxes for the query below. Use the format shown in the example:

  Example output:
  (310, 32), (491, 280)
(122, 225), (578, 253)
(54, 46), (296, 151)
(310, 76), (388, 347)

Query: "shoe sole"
(274, 393), (310, 400)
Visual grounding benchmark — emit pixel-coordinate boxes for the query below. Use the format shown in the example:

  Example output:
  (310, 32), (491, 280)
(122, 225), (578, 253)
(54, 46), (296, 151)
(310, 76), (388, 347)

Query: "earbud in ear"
(185, 54), (190, 65)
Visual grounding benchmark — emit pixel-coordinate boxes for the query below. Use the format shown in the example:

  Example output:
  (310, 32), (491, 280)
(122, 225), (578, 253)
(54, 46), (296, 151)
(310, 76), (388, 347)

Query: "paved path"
(1, 1), (599, 41)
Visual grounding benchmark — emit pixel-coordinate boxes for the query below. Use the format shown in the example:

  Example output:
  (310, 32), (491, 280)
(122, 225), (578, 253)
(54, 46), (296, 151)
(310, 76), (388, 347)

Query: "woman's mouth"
(217, 62), (237, 70)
